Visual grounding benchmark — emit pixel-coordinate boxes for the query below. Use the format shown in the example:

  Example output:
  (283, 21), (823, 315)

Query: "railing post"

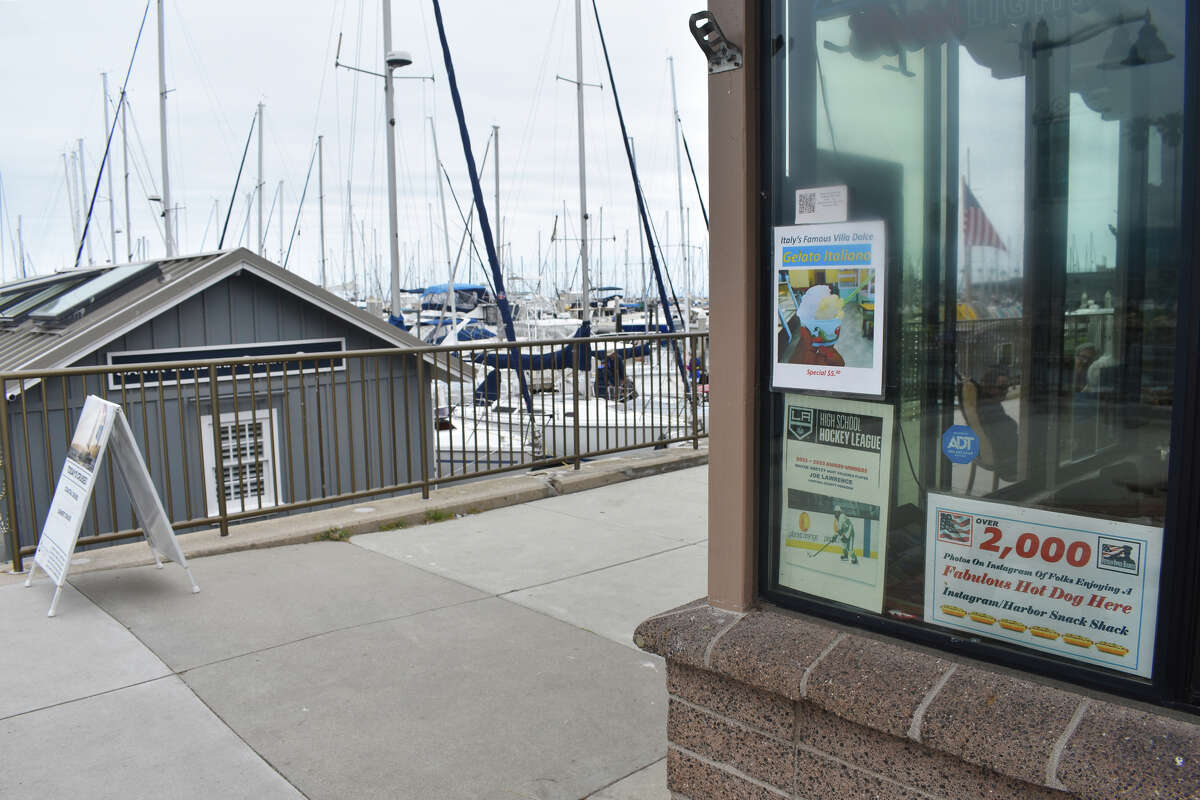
(688, 334), (698, 450)
(416, 353), (430, 499)
(576, 333), (585, 470)
(207, 364), (230, 537)
(0, 378), (21, 572)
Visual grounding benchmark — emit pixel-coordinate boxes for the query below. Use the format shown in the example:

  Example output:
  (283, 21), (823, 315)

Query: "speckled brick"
(707, 608), (843, 700)
(669, 699), (795, 791)
(644, 604), (1200, 800)
(793, 748), (931, 800)
(667, 661), (794, 740)
(635, 599), (740, 669)
(1057, 702), (1200, 800)
(920, 665), (1079, 786)
(667, 747), (790, 800)
(794, 701), (1068, 800)
(804, 634), (952, 738)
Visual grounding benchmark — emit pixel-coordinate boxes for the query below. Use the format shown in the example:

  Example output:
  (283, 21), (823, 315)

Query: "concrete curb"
(2, 446), (707, 585)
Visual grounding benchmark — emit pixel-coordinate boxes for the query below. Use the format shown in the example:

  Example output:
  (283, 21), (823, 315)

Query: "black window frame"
(754, 0), (1200, 712)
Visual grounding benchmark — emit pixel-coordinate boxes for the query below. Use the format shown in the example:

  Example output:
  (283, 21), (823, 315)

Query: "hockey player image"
(833, 505), (858, 564)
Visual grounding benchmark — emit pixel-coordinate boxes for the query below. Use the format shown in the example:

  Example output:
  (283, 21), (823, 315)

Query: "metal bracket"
(689, 11), (743, 75)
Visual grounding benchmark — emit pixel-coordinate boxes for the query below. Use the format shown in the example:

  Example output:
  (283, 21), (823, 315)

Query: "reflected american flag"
(963, 180), (1007, 251)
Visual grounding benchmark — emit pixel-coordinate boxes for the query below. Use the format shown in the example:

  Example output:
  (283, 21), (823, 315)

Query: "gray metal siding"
(4, 271), (433, 554)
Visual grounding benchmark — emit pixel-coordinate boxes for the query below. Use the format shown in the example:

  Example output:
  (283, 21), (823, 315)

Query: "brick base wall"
(635, 600), (1200, 800)
(666, 662), (1064, 800)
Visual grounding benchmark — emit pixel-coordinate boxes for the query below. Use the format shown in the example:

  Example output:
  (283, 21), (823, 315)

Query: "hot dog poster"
(924, 494), (1162, 678)
(779, 394), (894, 614)
(772, 220), (885, 396)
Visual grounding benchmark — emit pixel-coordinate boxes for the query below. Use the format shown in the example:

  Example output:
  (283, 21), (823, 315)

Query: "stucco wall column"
(706, 0), (759, 611)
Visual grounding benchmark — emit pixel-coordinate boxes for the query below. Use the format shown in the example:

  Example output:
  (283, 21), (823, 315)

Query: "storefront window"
(764, 0), (1187, 688)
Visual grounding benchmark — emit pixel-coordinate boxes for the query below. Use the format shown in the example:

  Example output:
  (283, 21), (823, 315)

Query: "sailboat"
(422, 0), (699, 467)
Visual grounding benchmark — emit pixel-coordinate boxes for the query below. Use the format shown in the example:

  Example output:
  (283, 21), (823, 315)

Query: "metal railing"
(2, 330), (709, 571)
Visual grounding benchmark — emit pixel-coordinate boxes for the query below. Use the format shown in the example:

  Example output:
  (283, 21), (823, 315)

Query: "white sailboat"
(422, 0), (699, 469)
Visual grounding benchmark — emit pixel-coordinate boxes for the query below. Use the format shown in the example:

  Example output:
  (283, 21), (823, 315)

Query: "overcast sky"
(0, 0), (710, 298)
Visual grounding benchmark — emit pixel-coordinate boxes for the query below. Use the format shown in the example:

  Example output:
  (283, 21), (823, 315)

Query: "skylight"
(29, 262), (158, 325)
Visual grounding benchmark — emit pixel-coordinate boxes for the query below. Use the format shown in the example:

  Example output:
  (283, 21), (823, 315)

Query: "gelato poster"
(772, 221), (886, 395)
(924, 494), (1163, 678)
(778, 393), (894, 613)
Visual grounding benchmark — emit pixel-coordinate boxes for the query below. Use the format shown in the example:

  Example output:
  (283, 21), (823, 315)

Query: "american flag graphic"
(963, 180), (1007, 251)
(1098, 538), (1139, 573)
(939, 511), (972, 543)
(1102, 543), (1133, 560)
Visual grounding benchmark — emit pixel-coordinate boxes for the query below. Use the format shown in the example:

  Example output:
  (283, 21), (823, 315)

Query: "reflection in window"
(768, 1), (1185, 619)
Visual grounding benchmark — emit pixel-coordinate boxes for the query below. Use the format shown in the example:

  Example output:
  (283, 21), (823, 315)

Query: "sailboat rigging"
(429, 0), (537, 424)
(589, 0), (691, 393)
(73, 1), (151, 268)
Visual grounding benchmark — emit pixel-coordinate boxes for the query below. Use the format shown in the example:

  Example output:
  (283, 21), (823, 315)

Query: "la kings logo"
(787, 406), (814, 442)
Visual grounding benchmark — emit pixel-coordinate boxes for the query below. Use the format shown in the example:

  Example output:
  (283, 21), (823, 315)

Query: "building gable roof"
(0, 248), (465, 379)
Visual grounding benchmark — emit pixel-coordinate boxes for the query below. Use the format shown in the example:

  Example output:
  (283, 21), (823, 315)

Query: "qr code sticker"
(796, 192), (816, 215)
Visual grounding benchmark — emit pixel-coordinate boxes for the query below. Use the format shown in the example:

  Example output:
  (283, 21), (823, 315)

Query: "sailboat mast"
(240, 190), (253, 248)
(102, 73), (117, 263)
(623, 229), (629, 304)
(686, 207), (692, 301)
(346, 179), (355, 294)
(574, 0), (590, 327)
(77, 139), (94, 265)
(257, 102), (265, 255)
(17, 215), (26, 278)
(278, 179), (284, 261)
(630, 136), (646, 310)
(669, 56), (688, 332)
(206, 198), (217, 249)
(429, 116), (456, 338)
(64, 154), (81, 250)
(429, 118), (454, 272)
(492, 124), (500, 285)
(157, 0), (175, 257)
(360, 221), (368, 297)
(121, 90), (132, 261)
(318, 134), (326, 287)
(382, 0), (402, 317)
(598, 206), (603, 291)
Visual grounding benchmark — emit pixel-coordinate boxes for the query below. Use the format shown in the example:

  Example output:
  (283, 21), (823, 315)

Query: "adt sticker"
(941, 425), (979, 464)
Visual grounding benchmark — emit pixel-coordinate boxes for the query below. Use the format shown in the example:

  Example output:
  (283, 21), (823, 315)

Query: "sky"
(0, 0), (710, 299)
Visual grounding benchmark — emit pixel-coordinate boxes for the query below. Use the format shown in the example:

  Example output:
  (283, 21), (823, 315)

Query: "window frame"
(199, 406), (283, 517)
(754, 0), (1200, 711)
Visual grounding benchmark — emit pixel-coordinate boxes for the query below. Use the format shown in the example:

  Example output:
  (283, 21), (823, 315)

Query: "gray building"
(0, 248), (454, 562)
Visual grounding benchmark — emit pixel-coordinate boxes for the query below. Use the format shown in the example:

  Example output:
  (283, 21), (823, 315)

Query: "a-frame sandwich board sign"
(24, 395), (199, 616)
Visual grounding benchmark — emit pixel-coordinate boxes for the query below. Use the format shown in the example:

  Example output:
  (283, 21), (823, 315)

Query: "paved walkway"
(0, 465), (707, 799)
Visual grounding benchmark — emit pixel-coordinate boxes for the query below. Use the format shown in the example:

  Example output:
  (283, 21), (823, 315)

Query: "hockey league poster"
(778, 394), (894, 613)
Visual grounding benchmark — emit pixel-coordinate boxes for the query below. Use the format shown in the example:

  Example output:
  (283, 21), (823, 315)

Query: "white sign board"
(778, 394), (894, 613)
(26, 396), (198, 616)
(924, 493), (1161, 678)
(794, 184), (848, 224)
(772, 221), (886, 396)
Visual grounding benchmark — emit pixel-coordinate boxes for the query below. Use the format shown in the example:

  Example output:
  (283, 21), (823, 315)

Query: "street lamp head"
(385, 50), (413, 70)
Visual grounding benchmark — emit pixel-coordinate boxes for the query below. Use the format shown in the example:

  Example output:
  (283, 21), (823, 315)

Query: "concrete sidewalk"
(0, 464), (707, 799)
